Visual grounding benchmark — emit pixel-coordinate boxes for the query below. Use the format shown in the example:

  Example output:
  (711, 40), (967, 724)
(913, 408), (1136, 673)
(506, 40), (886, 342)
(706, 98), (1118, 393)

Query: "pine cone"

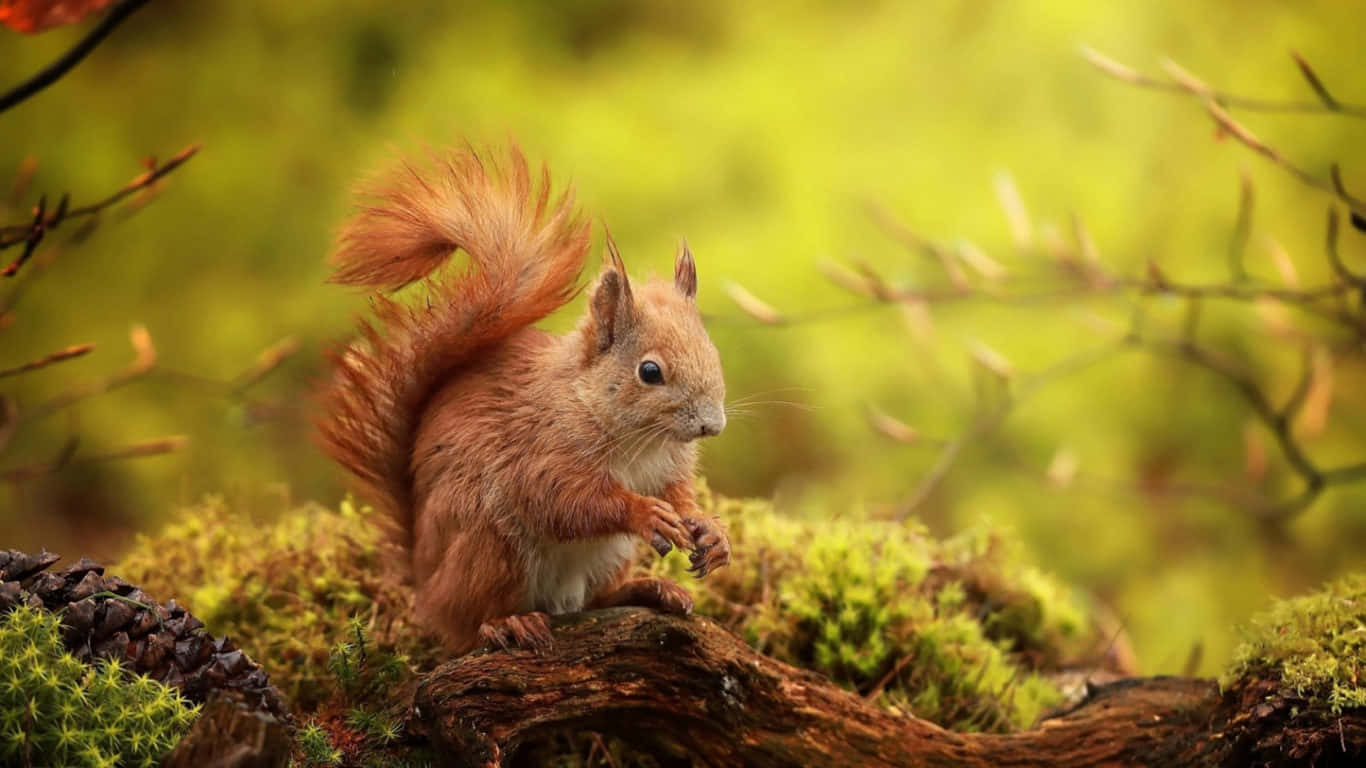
(0, 549), (288, 719)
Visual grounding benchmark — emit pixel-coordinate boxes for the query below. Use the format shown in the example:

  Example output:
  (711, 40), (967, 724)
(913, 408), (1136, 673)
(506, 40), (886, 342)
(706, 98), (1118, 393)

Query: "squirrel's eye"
(638, 360), (664, 385)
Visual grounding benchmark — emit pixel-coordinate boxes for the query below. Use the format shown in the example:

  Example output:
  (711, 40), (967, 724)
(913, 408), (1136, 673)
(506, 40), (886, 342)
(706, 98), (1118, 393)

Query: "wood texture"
(412, 607), (1363, 768)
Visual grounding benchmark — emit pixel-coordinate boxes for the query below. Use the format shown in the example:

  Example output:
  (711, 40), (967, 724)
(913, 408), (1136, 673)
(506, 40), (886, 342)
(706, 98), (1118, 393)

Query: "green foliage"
(294, 721), (343, 767)
(0, 605), (199, 768)
(1223, 573), (1366, 715)
(650, 482), (1096, 732)
(116, 496), (436, 710)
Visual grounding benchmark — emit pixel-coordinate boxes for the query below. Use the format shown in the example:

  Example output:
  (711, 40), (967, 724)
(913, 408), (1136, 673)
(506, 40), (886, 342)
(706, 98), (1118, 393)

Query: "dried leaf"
(816, 259), (877, 298)
(1242, 421), (1267, 484)
(898, 299), (934, 343)
(1296, 346), (1334, 438)
(1265, 238), (1300, 289)
(970, 341), (1014, 380)
(1045, 448), (1078, 488)
(993, 171), (1033, 250)
(866, 405), (919, 444)
(1038, 221), (1071, 265)
(0, 0), (115, 34)
(1253, 297), (1293, 338)
(955, 240), (1007, 281)
(1078, 46), (1144, 83)
(723, 281), (784, 325)
(1071, 212), (1100, 265)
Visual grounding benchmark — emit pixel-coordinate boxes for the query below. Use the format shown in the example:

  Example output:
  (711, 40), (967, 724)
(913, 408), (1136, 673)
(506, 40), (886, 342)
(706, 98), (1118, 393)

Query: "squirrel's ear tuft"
(591, 233), (634, 353)
(603, 226), (631, 287)
(674, 239), (698, 299)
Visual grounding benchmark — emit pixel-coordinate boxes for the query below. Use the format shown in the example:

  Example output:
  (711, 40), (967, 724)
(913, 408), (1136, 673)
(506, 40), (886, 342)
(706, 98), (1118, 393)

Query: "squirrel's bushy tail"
(316, 146), (590, 549)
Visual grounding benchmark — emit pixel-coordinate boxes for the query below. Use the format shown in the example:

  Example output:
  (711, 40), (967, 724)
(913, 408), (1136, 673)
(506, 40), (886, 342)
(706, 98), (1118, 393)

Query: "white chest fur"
(524, 441), (683, 614)
(609, 439), (682, 496)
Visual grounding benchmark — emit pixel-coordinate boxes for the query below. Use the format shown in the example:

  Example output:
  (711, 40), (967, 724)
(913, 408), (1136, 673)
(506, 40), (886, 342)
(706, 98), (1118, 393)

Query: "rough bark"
(412, 608), (1364, 768)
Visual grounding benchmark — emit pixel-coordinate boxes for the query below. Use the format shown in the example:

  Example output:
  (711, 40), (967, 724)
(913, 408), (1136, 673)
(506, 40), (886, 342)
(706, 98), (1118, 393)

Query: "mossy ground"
(1223, 573), (1366, 714)
(0, 605), (199, 768)
(117, 497), (439, 712)
(1212, 574), (1366, 766)
(115, 485), (1114, 765)
(648, 482), (1099, 732)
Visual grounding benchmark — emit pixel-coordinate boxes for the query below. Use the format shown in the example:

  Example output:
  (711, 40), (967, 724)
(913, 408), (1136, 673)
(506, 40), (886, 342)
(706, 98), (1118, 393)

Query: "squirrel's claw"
(632, 497), (692, 555)
(683, 516), (731, 578)
(478, 612), (554, 652)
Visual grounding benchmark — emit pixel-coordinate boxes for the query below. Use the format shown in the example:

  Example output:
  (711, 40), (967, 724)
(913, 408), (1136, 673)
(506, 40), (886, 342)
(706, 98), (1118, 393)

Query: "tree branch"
(1080, 46), (1366, 119)
(0, 0), (152, 113)
(411, 608), (1363, 768)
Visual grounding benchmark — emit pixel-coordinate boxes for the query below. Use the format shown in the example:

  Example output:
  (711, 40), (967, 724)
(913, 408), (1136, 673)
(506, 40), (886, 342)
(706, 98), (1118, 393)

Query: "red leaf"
(0, 0), (115, 34)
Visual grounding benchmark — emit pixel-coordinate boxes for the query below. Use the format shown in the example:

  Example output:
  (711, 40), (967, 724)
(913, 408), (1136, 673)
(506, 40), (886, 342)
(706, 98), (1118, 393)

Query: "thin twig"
(21, 326), (157, 423)
(0, 144), (201, 262)
(1202, 101), (1366, 217)
(1229, 172), (1254, 281)
(1080, 46), (1366, 119)
(1325, 208), (1366, 286)
(1, 435), (186, 483)
(229, 336), (301, 394)
(0, 343), (95, 379)
(0, 0), (153, 113)
(897, 342), (1128, 518)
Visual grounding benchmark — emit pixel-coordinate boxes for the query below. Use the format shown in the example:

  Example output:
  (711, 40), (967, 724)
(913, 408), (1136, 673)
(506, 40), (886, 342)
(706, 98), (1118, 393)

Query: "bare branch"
(1080, 45), (1366, 119)
(866, 204), (970, 290)
(229, 337), (301, 394)
(1325, 208), (1366, 286)
(1, 435), (187, 484)
(0, 144), (201, 262)
(0, 343), (95, 379)
(1291, 51), (1341, 111)
(23, 326), (157, 423)
(1203, 102), (1366, 217)
(0, 0), (153, 113)
(1229, 172), (1254, 281)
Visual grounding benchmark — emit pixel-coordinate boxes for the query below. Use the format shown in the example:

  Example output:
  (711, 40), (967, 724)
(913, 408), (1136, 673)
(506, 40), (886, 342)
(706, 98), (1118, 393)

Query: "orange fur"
(315, 145), (729, 653)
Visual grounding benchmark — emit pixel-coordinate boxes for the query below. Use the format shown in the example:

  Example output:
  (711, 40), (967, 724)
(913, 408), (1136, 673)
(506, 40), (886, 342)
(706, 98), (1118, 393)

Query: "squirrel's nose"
(696, 407), (726, 438)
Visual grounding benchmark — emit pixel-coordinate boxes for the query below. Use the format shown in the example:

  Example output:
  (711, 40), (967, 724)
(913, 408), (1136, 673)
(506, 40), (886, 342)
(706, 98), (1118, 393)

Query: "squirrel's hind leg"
(590, 577), (694, 615)
(478, 612), (554, 651)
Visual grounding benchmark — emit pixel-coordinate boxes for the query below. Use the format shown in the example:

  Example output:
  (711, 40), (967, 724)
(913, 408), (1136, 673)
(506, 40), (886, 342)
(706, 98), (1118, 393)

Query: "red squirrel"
(316, 145), (730, 653)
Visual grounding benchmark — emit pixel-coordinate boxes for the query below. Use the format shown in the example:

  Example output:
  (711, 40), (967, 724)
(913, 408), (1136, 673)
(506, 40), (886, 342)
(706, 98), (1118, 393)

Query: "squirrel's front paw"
(629, 497), (692, 556)
(478, 612), (554, 652)
(684, 516), (731, 578)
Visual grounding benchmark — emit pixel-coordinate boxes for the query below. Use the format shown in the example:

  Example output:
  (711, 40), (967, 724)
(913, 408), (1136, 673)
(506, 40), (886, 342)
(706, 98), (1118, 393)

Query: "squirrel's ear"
(674, 239), (698, 299)
(591, 229), (635, 352)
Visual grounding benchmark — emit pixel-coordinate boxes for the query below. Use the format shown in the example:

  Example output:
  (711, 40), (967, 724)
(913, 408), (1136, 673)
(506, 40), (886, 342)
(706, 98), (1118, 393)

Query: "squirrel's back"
(315, 147), (590, 549)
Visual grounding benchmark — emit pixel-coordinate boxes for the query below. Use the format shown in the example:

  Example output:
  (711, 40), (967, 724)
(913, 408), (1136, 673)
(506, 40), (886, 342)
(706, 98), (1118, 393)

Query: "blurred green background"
(2, 0), (1364, 678)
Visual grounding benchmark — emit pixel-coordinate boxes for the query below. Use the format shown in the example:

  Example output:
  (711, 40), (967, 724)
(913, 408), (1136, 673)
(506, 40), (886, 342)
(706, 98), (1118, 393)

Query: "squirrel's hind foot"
(478, 611), (554, 652)
(592, 577), (694, 615)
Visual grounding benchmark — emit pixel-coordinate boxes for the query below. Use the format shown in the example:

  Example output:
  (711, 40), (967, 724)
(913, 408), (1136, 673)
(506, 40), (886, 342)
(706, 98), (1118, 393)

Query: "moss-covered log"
(413, 608), (1364, 768)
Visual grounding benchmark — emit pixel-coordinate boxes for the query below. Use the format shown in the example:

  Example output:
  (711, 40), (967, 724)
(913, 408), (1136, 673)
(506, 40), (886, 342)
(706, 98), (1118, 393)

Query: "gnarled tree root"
(411, 608), (1365, 768)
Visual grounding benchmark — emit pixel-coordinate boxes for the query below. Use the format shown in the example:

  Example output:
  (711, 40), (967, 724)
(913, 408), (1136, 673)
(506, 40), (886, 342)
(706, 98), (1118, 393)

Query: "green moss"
(117, 496), (436, 711)
(118, 485), (1097, 743)
(294, 721), (343, 766)
(648, 482), (1097, 732)
(1223, 573), (1366, 715)
(0, 605), (199, 768)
